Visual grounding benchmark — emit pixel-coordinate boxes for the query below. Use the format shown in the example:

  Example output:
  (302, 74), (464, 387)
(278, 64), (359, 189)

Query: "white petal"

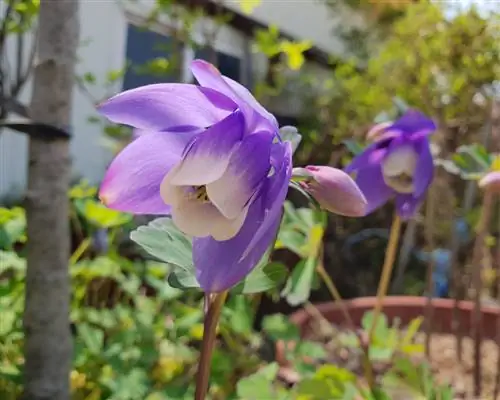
(160, 164), (184, 207)
(382, 145), (418, 177)
(209, 207), (248, 241)
(171, 200), (225, 238)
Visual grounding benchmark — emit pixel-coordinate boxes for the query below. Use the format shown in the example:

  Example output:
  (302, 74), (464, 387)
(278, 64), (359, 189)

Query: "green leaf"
(238, 0), (262, 15)
(281, 257), (316, 306)
(0, 310), (16, 336)
(362, 311), (389, 340)
(295, 341), (327, 360)
(167, 268), (199, 289)
(262, 314), (299, 342)
(75, 199), (132, 228)
(145, 275), (183, 300)
(236, 363), (279, 399)
(279, 126), (302, 154)
(401, 316), (423, 347)
(232, 262), (287, 294)
(277, 228), (307, 256)
(369, 346), (394, 362)
(224, 296), (254, 335)
(130, 217), (193, 271)
(343, 139), (365, 156)
(0, 251), (26, 274)
(296, 378), (333, 399)
(77, 323), (104, 354)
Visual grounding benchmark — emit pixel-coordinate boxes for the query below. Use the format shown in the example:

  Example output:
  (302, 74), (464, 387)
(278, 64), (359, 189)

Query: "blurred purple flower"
(345, 110), (436, 219)
(298, 166), (367, 217)
(98, 59), (291, 292)
(92, 229), (109, 254)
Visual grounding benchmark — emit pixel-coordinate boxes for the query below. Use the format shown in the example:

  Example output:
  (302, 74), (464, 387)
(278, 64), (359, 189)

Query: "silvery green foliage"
(280, 126), (302, 154)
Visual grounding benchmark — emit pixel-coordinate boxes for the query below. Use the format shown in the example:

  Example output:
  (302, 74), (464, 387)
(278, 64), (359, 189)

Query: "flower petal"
(206, 131), (273, 219)
(304, 166), (367, 217)
(190, 59), (276, 132)
(193, 142), (292, 292)
(354, 164), (394, 214)
(412, 137), (434, 197)
(99, 130), (195, 214)
(168, 111), (245, 186)
(171, 199), (247, 241)
(240, 142), (293, 260)
(223, 75), (278, 131)
(390, 109), (437, 137)
(344, 139), (391, 173)
(193, 195), (276, 292)
(98, 83), (236, 131)
(395, 194), (423, 220)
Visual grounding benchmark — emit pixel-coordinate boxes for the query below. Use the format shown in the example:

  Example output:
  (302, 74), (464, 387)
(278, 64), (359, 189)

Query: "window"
(194, 47), (242, 83)
(122, 23), (180, 90)
(275, 114), (299, 127)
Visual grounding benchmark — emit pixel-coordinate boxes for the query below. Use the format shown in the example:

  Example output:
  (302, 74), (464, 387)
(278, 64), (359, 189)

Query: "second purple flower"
(345, 110), (436, 219)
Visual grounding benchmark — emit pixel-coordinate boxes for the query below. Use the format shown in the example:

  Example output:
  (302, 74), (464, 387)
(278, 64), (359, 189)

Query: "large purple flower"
(345, 110), (436, 219)
(98, 60), (291, 292)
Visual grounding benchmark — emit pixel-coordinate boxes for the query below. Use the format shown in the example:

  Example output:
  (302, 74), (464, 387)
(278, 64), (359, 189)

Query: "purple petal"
(190, 59), (276, 132)
(223, 75), (278, 131)
(354, 164), (394, 214)
(412, 137), (434, 197)
(193, 141), (292, 292)
(390, 109), (437, 137)
(239, 142), (292, 260)
(207, 131), (273, 219)
(395, 194), (423, 219)
(99, 130), (196, 214)
(169, 111), (245, 186)
(98, 83), (236, 131)
(344, 140), (391, 173)
(193, 195), (279, 292)
(366, 122), (393, 141)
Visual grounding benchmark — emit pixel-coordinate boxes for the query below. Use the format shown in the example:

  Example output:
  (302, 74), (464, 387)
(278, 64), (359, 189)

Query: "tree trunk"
(22, 1), (79, 399)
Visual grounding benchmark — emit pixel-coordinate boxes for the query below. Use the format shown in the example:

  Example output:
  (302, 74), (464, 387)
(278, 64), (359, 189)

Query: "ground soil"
(296, 318), (500, 400)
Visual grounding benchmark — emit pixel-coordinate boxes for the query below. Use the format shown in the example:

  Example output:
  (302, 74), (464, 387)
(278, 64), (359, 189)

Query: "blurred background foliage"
(0, 0), (499, 398)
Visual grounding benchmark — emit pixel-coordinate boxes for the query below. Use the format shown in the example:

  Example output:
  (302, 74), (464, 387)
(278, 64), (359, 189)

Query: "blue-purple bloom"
(98, 60), (292, 292)
(345, 110), (436, 219)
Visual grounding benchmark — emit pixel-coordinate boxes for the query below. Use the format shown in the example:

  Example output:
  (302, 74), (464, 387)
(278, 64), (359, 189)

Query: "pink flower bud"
(301, 166), (367, 217)
(479, 171), (500, 192)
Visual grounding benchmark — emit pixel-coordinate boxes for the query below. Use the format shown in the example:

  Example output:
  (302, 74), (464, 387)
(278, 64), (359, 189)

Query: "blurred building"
(0, 0), (362, 199)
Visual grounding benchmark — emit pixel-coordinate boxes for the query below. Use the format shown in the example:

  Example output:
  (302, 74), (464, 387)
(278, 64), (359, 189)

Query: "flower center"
(190, 185), (210, 203)
(384, 173), (414, 194)
(381, 145), (418, 194)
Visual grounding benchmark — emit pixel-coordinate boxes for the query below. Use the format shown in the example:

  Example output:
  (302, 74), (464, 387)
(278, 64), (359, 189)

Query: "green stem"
(70, 237), (91, 265)
(316, 257), (374, 390)
(368, 212), (402, 388)
(471, 189), (494, 397)
(195, 291), (228, 400)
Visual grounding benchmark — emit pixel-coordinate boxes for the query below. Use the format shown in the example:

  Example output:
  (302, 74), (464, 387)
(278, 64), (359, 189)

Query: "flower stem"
(369, 213), (402, 340)
(471, 189), (494, 397)
(316, 257), (374, 390)
(195, 291), (228, 400)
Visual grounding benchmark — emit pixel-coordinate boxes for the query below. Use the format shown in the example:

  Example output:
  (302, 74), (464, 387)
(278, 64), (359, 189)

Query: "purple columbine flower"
(345, 110), (436, 219)
(98, 60), (292, 292)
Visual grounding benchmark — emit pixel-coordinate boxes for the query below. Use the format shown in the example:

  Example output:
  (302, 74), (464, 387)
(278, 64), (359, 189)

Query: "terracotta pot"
(276, 296), (500, 368)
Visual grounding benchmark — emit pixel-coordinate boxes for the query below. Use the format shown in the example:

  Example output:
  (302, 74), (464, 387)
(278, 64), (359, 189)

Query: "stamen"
(192, 185), (210, 203)
(384, 173), (414, 193)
